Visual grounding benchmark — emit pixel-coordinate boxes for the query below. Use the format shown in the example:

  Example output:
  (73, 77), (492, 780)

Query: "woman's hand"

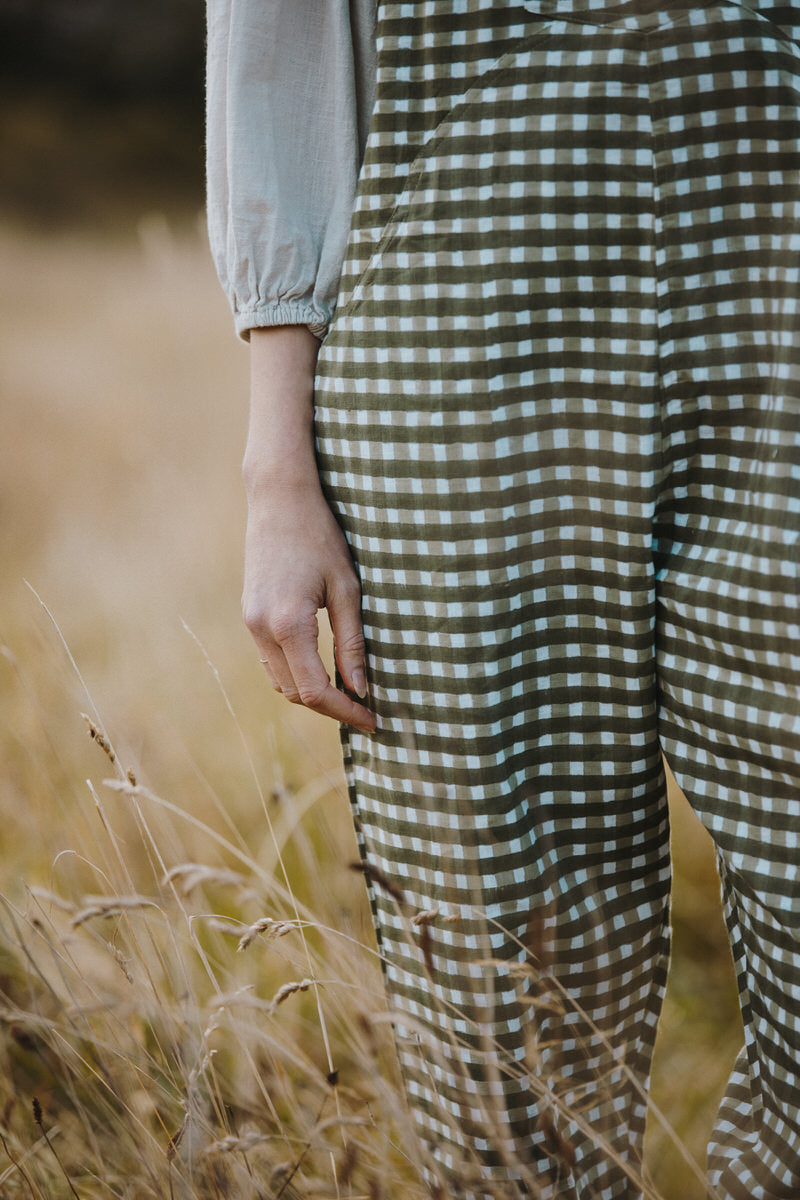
(242, 326), (376, 734)
(243, 477), (377, 731)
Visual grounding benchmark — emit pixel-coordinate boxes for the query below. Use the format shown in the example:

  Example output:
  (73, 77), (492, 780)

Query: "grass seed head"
(416, 923), (435, 975)
(237, 917), (296, 951)
(411, 908), (439, 927)
(81, 713), (115, 763)
(10, 1024), (37, 1053)
(525, 906), (554, 970)
(71, 895), (156, 927)
(270, 978), (313, 1010)
(162, 862), (249, 895)
(349, 861), (405, 904)
(536, 1111), (576, 1169)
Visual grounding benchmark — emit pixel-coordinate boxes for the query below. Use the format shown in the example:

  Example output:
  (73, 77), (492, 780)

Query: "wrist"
(242, 449), (322, 499)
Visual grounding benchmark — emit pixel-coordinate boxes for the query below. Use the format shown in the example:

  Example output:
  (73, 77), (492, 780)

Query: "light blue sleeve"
(206, 0), (376, 341)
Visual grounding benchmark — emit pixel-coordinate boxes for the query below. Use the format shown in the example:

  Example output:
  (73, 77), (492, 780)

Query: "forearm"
(243, 325), (321, 492)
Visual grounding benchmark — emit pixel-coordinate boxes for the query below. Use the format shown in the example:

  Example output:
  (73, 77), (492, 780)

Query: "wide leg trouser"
(314, 3), (800, 1196)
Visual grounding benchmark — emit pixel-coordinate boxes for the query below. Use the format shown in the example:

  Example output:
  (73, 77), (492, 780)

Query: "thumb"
(327, 576), (368, 699)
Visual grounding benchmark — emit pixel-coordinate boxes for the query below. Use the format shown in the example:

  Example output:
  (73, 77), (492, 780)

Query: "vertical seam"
(646, 29), (672, 579)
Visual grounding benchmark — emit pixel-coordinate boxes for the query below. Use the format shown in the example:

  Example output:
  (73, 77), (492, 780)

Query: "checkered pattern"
(314, 2), (800, 1196)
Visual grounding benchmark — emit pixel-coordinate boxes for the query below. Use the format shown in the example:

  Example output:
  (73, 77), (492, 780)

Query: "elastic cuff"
(234, 302), (330, 343)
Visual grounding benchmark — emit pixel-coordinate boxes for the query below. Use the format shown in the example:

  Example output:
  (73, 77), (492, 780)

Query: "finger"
(327, 575), (368, 698)
(298, 674), (377, 731)
(286, 649), (377, 731)
(244, 601), (296, 696)
(274, 613), (377, 732)
(256, 647), (286, 694)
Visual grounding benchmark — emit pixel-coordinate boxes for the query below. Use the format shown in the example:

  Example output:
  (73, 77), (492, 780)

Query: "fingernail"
(352, 667), (367, 699)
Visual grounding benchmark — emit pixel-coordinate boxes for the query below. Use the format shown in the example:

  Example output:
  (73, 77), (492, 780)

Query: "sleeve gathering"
(205, 0), (376, 341)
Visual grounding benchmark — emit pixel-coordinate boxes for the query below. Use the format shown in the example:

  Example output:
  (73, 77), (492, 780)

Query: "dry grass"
(0, 218), (743, 1198)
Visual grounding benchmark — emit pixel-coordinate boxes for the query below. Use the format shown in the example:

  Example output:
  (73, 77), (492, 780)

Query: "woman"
(206, 1), (800, 1196)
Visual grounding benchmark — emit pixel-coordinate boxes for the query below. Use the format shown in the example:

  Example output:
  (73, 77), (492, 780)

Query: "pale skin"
(242, 325), (377, 734)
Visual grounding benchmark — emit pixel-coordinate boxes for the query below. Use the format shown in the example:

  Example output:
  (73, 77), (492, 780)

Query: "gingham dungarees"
(314, 2), (800, 1195)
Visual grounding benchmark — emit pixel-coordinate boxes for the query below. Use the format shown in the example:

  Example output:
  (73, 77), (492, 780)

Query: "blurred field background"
(0, 3), (744, 1196)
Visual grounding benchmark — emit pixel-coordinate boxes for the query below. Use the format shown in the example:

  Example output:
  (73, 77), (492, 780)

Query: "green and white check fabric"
(314, 2), (800, 1196)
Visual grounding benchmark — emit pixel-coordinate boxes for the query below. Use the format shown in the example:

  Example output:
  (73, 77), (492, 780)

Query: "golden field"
(0, 219), (743, 1198)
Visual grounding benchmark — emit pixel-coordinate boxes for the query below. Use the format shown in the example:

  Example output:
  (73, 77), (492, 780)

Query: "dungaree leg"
(651, 8), (800, 1196)
(318, 13), (670, 1198)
